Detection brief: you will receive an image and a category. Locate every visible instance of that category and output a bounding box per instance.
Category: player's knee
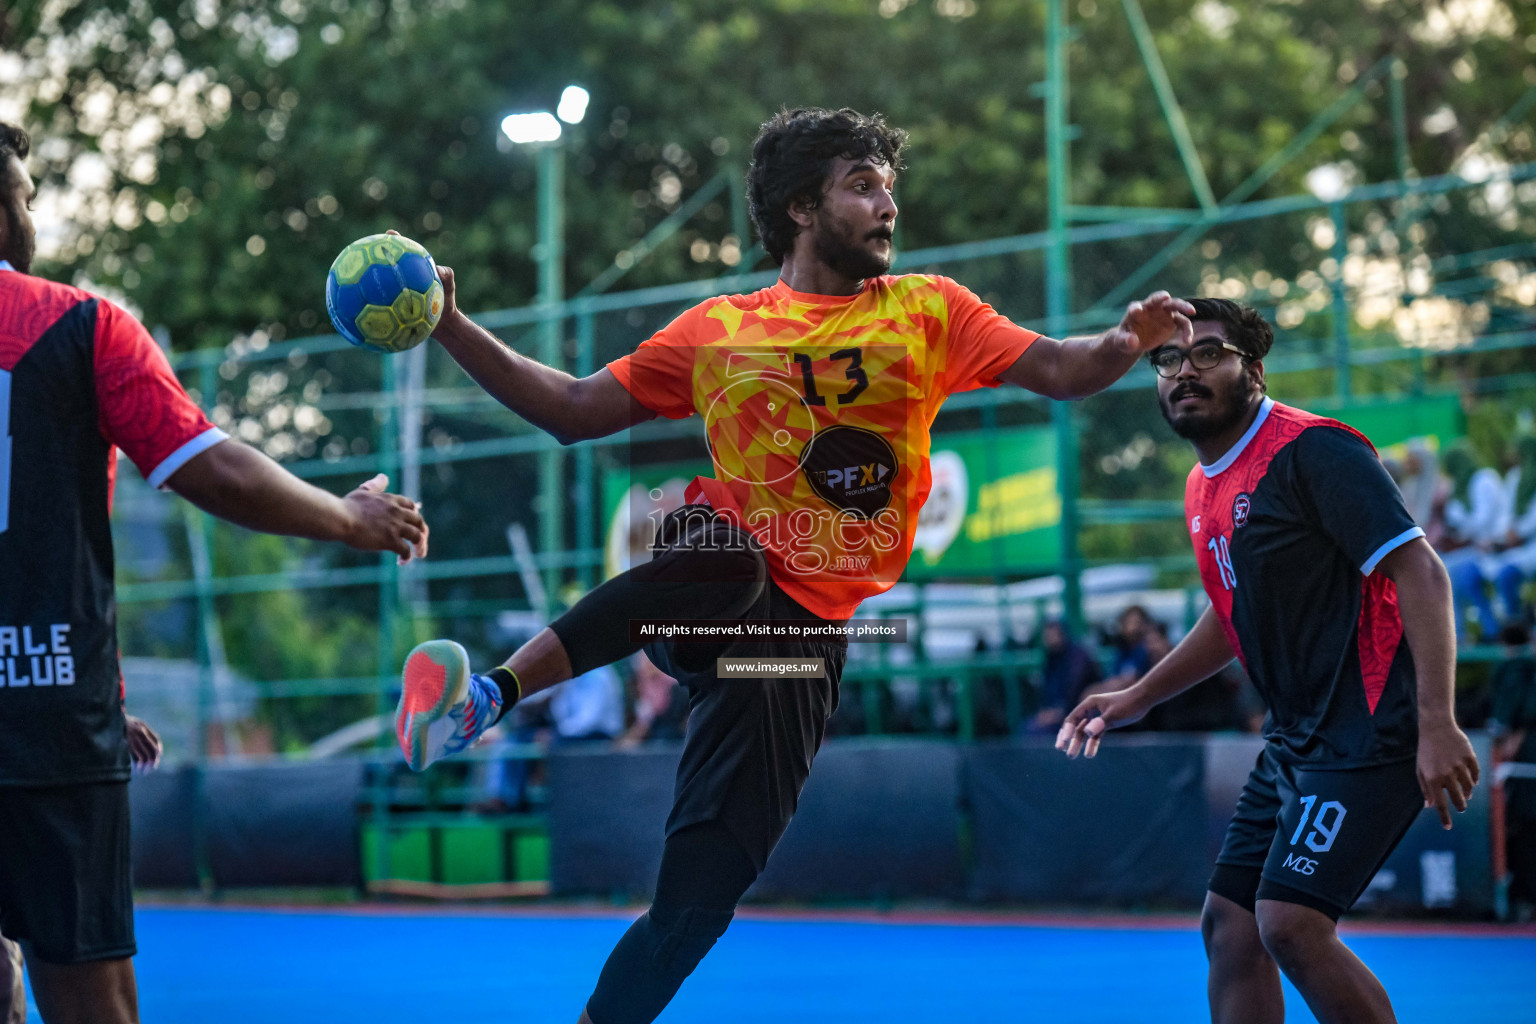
[643,902,736,976]
[1254,901,1331,970]
[1202,896,1262,965]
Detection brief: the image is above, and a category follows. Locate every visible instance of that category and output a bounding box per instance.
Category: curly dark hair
[1181,297,1274,361]
[0,120,29,188]
[746,107,907,266]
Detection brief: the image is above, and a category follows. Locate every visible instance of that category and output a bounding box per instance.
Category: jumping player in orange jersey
[1056,299,1479,1024]
[0,120,428,1024]
[396,107,1194,1024]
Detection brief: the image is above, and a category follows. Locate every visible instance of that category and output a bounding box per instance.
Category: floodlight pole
[535,143,565,619]
[1045,0,1084,635]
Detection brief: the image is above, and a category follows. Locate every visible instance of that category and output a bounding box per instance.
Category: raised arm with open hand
[1000,291,1195,400]
[428,263,656,444]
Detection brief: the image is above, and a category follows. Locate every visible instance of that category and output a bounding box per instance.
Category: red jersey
[0,263,225,784]
[1185,398,1424,766]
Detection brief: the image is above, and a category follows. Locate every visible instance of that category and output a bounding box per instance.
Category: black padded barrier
[747,739,964,901]
[203,759,364,887]
[966,737,1209,905]
[129,765,198,888]
[548,743,682,898]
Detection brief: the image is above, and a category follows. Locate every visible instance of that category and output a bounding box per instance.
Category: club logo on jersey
[800,424,897,519]
[1232,493,1251,528]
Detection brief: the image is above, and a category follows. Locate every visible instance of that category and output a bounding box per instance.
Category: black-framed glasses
[1148,340,1247,378]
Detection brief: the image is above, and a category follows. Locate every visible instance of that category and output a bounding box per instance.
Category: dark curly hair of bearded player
[747,107,907,267]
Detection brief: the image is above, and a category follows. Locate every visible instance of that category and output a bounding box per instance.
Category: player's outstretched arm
[999,291,1194,400]
[431,266,656,444]
[164,440,428,562]
[1375,537,1479,828]
[1056,605,1235,758]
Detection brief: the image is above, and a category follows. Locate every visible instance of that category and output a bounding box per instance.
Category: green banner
[602,459,711,578]
[602,425,1061,580]
[1309,393,1463,452]
[909,426,1061,576]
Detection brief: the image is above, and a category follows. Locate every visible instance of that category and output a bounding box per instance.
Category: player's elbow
[1001,341,1098,401]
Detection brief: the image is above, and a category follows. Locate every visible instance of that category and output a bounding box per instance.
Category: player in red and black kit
[0,121,428,1024]
[1057,298,1479,1024]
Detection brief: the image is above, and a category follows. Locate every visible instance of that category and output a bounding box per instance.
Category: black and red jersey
[1186,398,1424,768]
[0,262,225,785]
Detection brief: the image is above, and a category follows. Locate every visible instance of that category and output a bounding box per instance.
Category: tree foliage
[4,0,1533,698]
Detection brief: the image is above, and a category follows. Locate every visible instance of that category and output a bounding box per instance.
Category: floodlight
[557,85,590,125]
[500,112,562,145]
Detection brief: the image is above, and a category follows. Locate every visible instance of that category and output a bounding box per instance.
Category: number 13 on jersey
[1208,532,1236,590]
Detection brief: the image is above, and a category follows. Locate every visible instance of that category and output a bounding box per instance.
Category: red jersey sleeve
[94,300,227,488]
[605,304,708,420]
[937,277,1039,395]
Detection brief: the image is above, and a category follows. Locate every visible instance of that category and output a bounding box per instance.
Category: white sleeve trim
[146,427,229,489]
[1361,525,1425,576]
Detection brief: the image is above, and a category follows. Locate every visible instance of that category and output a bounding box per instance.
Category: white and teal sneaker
[396,640,502,772]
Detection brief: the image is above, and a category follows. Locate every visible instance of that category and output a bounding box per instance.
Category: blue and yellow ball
[325,233,444,353]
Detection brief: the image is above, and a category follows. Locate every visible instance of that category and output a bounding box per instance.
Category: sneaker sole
[397,639,470,771]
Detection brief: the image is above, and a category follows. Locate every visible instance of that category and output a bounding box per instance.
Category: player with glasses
[1149,338,1249,377]
[1061,297,1477,1024]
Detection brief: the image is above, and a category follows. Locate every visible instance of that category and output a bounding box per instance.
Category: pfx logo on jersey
[800,425,897,518]
[1190,515,1201,535]
[1232,493,1251,528]
[1283,853,1318,876]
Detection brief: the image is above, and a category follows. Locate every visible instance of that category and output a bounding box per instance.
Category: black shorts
[645,579,847,874]
[1210,746,1422,920]
[0,780,135,963]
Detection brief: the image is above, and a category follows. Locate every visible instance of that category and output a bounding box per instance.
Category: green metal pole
[1331,202,1351,401]
[374,355,401,887]
[1118,0,1218,213]
[190,359,218,894]
[574,311,596,590]
[1390,58,1410,182]
[1046,0,1083,636]
[537,144,567,617]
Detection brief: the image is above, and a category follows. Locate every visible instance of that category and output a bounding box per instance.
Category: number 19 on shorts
[1290,794,1347,854]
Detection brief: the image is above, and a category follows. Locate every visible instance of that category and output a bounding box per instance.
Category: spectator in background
[1025,619,1101,733]
[1440,441,1512,641]
[1104,605,1154,688]
[969,635,1028,737]
[616,652,688,748]
[477,663,625,812]
[1140,624,1252,733]
[1493,435,1536,626]
[1383,438,1443,543]
[1489,622,1536,919]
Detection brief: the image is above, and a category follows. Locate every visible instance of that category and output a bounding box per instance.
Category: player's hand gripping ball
[325,233,445,352]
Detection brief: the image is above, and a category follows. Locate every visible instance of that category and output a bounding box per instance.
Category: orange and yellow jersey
[607,275,1039,620]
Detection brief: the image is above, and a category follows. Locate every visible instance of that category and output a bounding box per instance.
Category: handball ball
[325,233,444,353]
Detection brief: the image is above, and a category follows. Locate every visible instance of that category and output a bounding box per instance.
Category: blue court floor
[36,906,1536,1023]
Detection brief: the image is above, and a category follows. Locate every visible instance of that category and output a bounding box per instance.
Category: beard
[812,207,892,281]
[0,222,31,271]
[1158,373,1256,441]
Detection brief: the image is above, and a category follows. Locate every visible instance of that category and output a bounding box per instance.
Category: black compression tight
[549,519,764,677]
[584,821,760,1024]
